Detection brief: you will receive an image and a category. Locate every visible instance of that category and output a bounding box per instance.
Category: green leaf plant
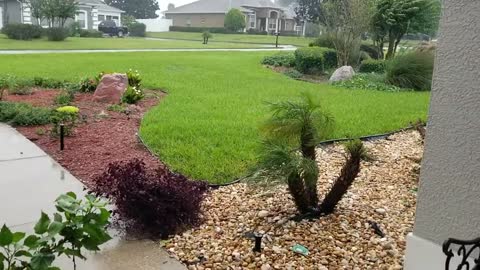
[0,192,111,270]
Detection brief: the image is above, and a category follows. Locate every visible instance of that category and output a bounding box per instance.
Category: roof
[164,0,283,15]
[77,0,125,13]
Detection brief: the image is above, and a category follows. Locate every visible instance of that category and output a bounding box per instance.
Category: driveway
[0,123,186,270]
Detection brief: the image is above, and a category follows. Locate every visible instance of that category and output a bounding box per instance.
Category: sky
[157,0,196,12]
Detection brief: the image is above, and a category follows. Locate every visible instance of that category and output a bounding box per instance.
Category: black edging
[137,125,417,188]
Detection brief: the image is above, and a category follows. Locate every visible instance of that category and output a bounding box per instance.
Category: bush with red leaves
[92,159,209,239]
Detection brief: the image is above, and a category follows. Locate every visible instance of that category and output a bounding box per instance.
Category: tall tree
[224,8,246,32]
[104,0,159,19]
[167,3,175,10]
[372,0,440,59]
[277,0,296,7]
[323,0,373,66]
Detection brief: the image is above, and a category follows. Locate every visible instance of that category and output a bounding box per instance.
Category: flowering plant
[122,86,144,104]
[126,69,141,88]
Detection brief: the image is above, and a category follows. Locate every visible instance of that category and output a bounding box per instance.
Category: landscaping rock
[93,73,128,104]
[329,66,355,82]
[166,130,424,269]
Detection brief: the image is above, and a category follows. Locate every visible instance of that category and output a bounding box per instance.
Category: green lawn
[148,31,314,47]
[0,35,262,50]
[1,52,430,183]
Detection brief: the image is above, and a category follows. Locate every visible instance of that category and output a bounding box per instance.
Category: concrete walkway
[0,123,186,270]
[0,45,296,54]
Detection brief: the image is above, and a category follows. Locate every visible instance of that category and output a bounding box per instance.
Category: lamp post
[274,32,280,48]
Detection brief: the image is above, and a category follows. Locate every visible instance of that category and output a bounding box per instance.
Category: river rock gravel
[165,130,424,269]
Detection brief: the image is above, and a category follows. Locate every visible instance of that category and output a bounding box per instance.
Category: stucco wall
[413,0,480,245]
[166,13,226,28]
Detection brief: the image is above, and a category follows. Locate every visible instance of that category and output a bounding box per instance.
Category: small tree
[224,8,246,32]
[259,93,333,213]
[372,0,440,59]
[322,0,373,66]
[202,31,212,44]
[319,139,367,214]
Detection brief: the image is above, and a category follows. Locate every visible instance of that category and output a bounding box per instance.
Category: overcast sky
[157,0,196,12]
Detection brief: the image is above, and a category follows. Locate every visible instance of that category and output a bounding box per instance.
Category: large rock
[329,66,355,82]
[93,73,128,104]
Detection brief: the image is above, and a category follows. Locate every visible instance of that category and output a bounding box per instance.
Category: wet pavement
[0,123,186,270]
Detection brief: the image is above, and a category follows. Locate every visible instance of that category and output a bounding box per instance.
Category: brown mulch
[12,90,165,187]
[3,88,60,107]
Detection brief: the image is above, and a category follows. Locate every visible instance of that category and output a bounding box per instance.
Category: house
[0,0,124,30]
[164,0,305,35]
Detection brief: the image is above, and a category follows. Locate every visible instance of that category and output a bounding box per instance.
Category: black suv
[98,20,128,37]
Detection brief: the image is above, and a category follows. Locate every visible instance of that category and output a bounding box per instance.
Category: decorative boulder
[329,66,355,82]
[93,73,128,104]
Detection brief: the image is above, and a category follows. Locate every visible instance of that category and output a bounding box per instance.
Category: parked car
[98,20,128,37]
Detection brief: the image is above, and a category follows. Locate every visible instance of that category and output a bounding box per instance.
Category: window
[75,11,87,29]
[248,14,255,28]
[201,18,205,24]
[186,18,191,26]
[106,15,112,21]
[98,14,105,21]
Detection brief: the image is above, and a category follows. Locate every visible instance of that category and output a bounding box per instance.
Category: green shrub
[79,29,103,38]
[0,192,111,270]
[261,52,295,67]
[360,44,382,59]
[333,73,405,92]
[359,59,386,73]
[54,90,75,105]
[8,78,34,95]
[294,47,337,74]
[126,69,142,88]
[50,106,80,136]
[129,22,146,37]
[308,34,335,49]
[1,23,43,40]
[33,77,66,88]
[0,101,52,126]
[386,51,434,91]
[68,21,82,36]
[46,27,69,41]
[79,77,98,92]
[122,86,144,104]
[283,69,303,79]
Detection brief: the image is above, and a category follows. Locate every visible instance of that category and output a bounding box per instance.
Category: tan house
[164,0,304,35]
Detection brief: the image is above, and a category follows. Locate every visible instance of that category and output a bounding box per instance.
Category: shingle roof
[78,0,125,13]
[165,0,283,14]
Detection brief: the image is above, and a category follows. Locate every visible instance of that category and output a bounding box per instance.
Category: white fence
[136,18,172,32]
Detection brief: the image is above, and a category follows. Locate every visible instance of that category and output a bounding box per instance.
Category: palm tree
[319,139,367,214]
[259,93,333,213]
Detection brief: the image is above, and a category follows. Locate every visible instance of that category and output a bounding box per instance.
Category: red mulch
[3,88,60,107]
[12,90,165,188]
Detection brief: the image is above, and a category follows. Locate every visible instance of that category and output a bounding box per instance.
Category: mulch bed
[7,89,164,187]
[268,66,331,83]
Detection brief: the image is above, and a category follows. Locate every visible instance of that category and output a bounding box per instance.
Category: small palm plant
[259,93,333,214]
[202,31,212,44]
[319,139,367,214]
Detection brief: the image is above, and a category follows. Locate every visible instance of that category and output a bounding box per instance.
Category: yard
[148,31,314,47]
[0,51,430,184]
[0,34,265,50]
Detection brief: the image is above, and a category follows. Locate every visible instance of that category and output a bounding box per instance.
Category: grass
[0,52,430,184]
[148,31,314,47]
[0,34,262,50]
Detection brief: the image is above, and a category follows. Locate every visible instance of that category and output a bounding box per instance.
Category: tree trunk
[300,129,316,160]
[287,172,311,214]
[385,33,396,59]
[319,150,362,215]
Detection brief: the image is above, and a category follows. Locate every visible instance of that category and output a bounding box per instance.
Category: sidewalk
[0,123,186,270]
[0,45,296,54]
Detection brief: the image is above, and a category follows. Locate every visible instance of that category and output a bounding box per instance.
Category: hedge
[129,22,147,37]
[79,29,103,38]
[294,47,337,74]
[359,59,385,73]
[1,24,43,40]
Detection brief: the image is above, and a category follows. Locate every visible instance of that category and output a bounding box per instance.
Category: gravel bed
[166,130,423,270]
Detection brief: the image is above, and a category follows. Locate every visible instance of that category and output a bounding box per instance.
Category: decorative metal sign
[443,237,480,270]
